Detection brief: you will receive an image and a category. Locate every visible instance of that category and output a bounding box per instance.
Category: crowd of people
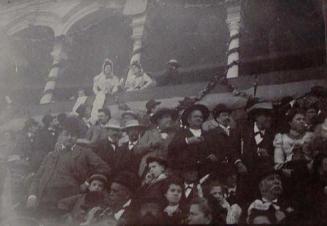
[1,85,327,225]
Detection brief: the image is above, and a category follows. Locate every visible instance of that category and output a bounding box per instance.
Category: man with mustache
[247,170,294,224]
[206,104,247,179]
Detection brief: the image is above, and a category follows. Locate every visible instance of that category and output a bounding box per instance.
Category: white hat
[104,119,121,129]
[124,119,145,130]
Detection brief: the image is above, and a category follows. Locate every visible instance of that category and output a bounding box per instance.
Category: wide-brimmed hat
[247,102,273,117]
[212,104,231,119]
[181,104,210,126]
[88,173,108,184]
[167,59,180,67]
[104,119,121,130]
[146,155,168,168]
[121,110,138,119]
[123,119,145,130]
[151,108,178,124]
[146,99,161,111]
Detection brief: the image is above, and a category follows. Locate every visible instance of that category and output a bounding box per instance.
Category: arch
[60,2,124,35]
[4,11,62,36]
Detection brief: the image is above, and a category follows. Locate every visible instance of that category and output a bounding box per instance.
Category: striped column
[40,35,67,104]
[129,12,147,65]
[225,0,241,79]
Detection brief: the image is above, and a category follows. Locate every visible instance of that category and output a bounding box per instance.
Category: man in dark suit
[168,104,213,178]
[237,102,275,206]
[26,116,111,217]
[32,114,60,172]
[206,104,247,179]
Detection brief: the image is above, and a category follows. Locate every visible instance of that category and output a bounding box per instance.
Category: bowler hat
[181,104,210,126]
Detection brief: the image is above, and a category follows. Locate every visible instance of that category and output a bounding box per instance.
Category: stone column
[40,35,67,104]
[123,0,148,86]
[225,0,241,78]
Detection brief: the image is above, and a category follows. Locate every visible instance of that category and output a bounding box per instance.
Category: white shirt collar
[114,199,132,221]
[254,122,265,134]
[189,128,202,137]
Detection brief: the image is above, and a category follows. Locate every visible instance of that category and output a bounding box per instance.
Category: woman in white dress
[124,61,155,92]
[90,59,120,124]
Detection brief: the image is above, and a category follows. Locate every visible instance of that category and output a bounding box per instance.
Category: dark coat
[168,128,211,176]
[136,176,167,204]
[94,139,136,178]
[29,144,111,209]
[32,127,60,171]
[206,126,241,168]
[237,123,275,173]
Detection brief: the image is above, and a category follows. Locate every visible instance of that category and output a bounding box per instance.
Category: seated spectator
[72,89,88,115]
[247,169,295,224]
[161,177,186,225]
[206,180,242,224]
[124,61,155,91]
[91,58,120,124]
[137,156,168,204]
[187,197,213,225]
[58,174,108,224]
[135,108,177,176]
[157,59,182,86]
[77,108,111,148]
[82,171,139,226]
[26,116,111,218]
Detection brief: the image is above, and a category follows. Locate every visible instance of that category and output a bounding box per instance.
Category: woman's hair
[161,176,184,195]
[190,198,212,218]
[285,108,305,123]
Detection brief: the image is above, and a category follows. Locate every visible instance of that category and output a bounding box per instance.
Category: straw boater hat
[104,119,121,130]
[167,59,180,68]
[181,104,210,126]
[123,119,145,130]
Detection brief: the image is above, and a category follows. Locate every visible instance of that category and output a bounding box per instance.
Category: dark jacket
[29,144,111,208]
[94,139,136,178]
[168,128,211,176]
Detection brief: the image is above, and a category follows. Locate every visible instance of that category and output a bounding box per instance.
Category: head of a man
[187,198,212,225]
[98,108,111,125]
[104,64,112,75]
[259,173,283,201]
[213,104,231,127]
[88,174,107,192]
[254,111,272,131]
[209,181,227,204]
[105,119,121,144]
[147,158,166,179]
[125,124,143,142]
[157,113,174,130]
[188,110,204,129]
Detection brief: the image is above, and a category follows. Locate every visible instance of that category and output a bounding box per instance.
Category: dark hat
[167,59,180,67]
[42,114,54,127]
[151,108,177,124]
[88,173,108,184]
[181,104,210,126]
[62,116,82,137]
[247,102,273,118]
[103,58,113,69]
[23,118,38,131]
[112,171,139,193]
[146,99,161,111]
[146,155,168,168]
[212,104,231,119]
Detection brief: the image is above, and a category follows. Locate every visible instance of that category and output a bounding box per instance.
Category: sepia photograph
[0,0,326,225]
